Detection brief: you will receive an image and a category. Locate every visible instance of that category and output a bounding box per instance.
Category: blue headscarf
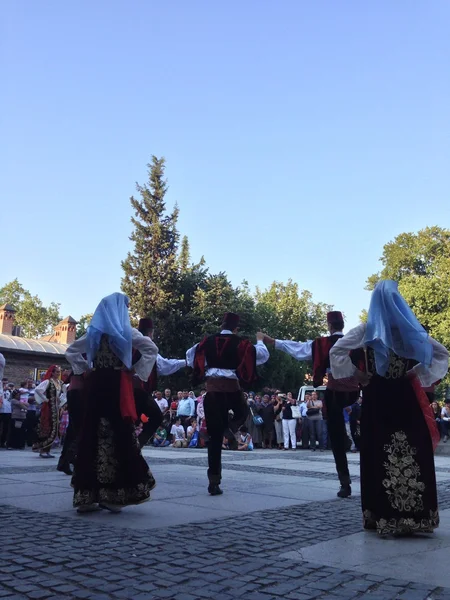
[364,280,433,376]
[86,293,133,369]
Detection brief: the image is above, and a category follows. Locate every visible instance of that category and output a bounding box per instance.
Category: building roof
[0,304,16,312]
[0,333,68,355]
[58,316,78,325]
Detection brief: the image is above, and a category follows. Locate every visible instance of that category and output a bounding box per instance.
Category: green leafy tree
[119,159,336,394]
[0,279,61,338]
[76,313,93,339]
[254,280,332,392]
[366,226,450,348]
[366,226,450,289]
[121,156,180,339]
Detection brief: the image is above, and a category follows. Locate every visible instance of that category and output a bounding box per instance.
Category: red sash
[409,373,440,452]
[40,402,52,437]
[120,371,137,421]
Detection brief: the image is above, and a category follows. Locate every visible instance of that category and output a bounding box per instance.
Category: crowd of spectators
[141,388,364,452]
[2,376,448,453]
[244,391,361,452]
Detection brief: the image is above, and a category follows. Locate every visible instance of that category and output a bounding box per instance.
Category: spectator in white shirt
[171,417,188,448]
[19,381,30,402]
[0,394,12,448]
[0,355,12,448]
[0,354,6,396]
[154,391,169,414]
[441,401,450,442]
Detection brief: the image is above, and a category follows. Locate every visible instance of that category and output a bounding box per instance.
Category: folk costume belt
[206,377,241,393]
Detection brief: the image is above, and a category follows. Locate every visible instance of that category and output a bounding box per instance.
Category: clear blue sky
[2,1,449,332]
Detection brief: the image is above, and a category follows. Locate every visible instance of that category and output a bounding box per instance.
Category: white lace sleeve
[186,344,199,368]
[157,355,186,376]
[34,379,50,404]
[65,334,89,374]
[132,329,158,381]
[412,337,449,387]
[330,324,366,379]
[255,341,270,366]
[274,339,313,361]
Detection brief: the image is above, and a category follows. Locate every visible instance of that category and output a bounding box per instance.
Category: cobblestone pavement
[1,449,450,600]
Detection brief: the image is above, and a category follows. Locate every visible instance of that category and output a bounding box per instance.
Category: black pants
[203,390,248,485]
[325,388,359,486]
[58,389,83,469]
[301,417,310,448]
[134,388,163,448]
[8,419,26,449]
[262,423,274,447]
[0,414,11,447]
[25,411,38,447]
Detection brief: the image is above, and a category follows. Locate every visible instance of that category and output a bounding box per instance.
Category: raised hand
[261,333,275,345]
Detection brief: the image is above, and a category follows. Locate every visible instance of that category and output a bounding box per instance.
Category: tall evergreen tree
[121,157,180,338]
[179,235,191,272]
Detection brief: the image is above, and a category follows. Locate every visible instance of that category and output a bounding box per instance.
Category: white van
[297,385,327,404]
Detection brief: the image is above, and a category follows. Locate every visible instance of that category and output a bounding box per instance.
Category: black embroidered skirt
[72,368,155,508]
[360,375,439,535]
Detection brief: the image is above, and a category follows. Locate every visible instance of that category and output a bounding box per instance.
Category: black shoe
[208,484,223,496]
[57,464,73,476]
[337,485,352,498]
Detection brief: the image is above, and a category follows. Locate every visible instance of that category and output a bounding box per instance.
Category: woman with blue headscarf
[330,281,448,536]
[65,293,158,513]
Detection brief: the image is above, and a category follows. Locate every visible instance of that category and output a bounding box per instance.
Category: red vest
[311,335,364,391]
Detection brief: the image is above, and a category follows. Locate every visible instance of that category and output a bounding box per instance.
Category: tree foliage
[178,235,190,273]
[254,281,332,390]
[366,226,450,348]
[76,313,93,339]
[118,158,335,393]
[121,156,180,324]
[0,279,61,338]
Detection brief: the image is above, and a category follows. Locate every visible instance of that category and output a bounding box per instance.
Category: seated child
[238,426,253,451]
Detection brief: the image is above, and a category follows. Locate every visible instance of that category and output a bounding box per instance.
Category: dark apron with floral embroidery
[360,349,438,535]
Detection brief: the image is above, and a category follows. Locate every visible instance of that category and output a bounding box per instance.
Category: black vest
[203,334,242,369]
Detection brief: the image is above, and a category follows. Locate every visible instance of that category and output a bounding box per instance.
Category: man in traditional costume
[133,317,186,448]
[187,312,269,495]
[65,293,158,513]
[261,311,364,498]
[330,280,449,535]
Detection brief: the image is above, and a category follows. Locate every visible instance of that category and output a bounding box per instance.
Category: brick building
[0,304,77,383]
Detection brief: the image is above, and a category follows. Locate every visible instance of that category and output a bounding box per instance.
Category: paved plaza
[2,447,450,600]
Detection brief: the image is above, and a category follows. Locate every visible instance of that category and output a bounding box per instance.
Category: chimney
[54,316,78,345]
[0,304,16,335]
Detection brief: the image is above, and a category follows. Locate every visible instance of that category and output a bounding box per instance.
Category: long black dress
[72,336,155,508]
[361,349,439,536]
